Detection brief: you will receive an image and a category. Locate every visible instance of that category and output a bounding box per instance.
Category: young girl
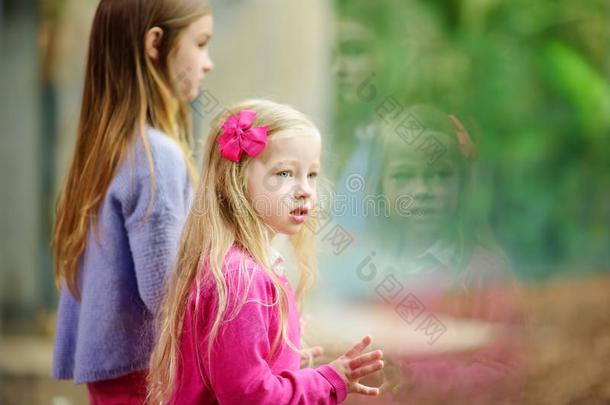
[350,104,526,403]
[147,100,385,404]
[51,0,213,402]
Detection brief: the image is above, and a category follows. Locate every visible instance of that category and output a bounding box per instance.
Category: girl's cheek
[281,183,296,198]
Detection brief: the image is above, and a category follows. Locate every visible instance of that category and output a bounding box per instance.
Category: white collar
[267,245,285,275]
[413,239,458,268]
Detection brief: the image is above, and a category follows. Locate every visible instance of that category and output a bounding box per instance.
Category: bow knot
[217,110,269,162]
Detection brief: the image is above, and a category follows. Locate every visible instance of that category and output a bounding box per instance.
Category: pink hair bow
[449,114,479,161]
[217,110,269,162]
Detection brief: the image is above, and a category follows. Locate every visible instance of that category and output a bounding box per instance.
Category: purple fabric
[52,127,192,383]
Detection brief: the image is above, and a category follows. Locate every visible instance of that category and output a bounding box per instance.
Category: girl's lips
[289,207,309,224]
[412,207,440,220]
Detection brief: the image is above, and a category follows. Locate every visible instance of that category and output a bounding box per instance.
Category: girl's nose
[203,54,214,74]
[333,56,347,77]
[411,176,431,198]
[294,179,313,200]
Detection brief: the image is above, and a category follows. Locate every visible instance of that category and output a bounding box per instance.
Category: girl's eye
[308,172,319,179]
[429,168,453,180]
[339,40,369,56]
[277,170,291,178]
[392,172,414,181]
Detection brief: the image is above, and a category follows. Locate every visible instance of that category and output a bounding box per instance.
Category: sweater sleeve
[205,266,348,404]
[122,131,191,314]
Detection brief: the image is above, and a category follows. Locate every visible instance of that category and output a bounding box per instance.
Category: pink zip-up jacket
[170,245,348,404]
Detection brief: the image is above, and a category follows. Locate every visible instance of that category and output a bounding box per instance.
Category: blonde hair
[52,0,211,298]
[147,99,321,404]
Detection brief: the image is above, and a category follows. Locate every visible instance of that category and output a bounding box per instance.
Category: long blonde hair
[147,99,321,404]
[52,0,210,298]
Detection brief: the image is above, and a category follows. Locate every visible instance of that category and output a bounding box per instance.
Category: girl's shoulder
[145,127,185,163]
[196,245,268,282]
[110,126,191,216]
[193,246,280,312]
[222,245,270,283]
[133,126,188,176]
[462,244,515,288]
[115,127,188,185]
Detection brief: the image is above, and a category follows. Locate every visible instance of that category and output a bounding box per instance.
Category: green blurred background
[331,0,610,280]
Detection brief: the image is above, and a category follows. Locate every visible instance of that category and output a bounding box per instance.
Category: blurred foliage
[333,0,610,278]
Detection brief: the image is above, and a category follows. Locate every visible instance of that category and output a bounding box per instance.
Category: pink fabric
[86,369,147,405]
[346,248,526,404]
[170,245,348,404]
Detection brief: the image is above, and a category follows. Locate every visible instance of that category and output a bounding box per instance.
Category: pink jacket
[170,245,347,404]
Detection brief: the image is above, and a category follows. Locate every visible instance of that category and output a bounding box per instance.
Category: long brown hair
[147,100,321,404]
[52,0,210,298]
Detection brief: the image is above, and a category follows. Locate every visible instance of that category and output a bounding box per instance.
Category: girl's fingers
[352,383,380,396]
[300,346,323,367]
[348,350,383,370]
[344,335,372,358]
[347,360,384,380]
[304,346,323,358]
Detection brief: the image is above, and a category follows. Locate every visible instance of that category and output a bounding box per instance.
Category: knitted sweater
[52,127,192,383]
[169,245,348,404]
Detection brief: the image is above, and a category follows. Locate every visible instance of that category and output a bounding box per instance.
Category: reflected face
[333,19,376,103]
[381,132,460,234]
[246,129,321,239]
[170,14,214,102]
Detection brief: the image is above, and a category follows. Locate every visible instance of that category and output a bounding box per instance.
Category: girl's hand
[300,346,323,368]
[330,335,384,396]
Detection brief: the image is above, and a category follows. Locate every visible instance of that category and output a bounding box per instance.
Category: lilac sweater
[52,127,192,383]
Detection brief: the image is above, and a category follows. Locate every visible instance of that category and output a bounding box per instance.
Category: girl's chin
[276,223,304,236]
[388,216,444,230]
[180,87,200,103]
[186,91,198,103]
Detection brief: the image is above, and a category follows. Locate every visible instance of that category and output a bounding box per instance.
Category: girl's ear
[144,27,164,60]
